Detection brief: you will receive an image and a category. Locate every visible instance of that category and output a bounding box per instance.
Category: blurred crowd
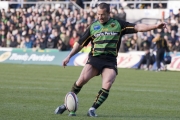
[0,3,180,52]
[0,5,93,51]
[1,0,169,10]
[120,8,180,53]
[124,0,168,9]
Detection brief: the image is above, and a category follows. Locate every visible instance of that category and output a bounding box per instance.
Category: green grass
[0,64,180,120]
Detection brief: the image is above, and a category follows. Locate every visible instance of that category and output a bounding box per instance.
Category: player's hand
[156,22,167,29]
[62,57,70,68]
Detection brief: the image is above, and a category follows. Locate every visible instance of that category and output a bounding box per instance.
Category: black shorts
[86,55,118,76]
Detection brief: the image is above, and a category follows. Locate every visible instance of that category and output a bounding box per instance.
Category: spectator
[57,39,67,51]
[128,39,139,51]
[63,30,71,49]
[53,30,60,48]
[9,36,18,47]
[0,30,5,47]
[67,12,77,25]
[74,23,83,36]
[146,31,154,43]
[111,8,119,20]
[32,39,40,49]
[69,30,80,48]
[1,29,5,39]
[76,14,83,24]
[5,31,11,46]
[25,37,33,48]
[19,37,25,48]
[136,49,155,71]
[81,12,88,23]
[168,30,178,44]
[163,27,170,37]
[122,35,130,52]
[5,8,12,20]
[39,38,46,49]
[167,41,174,52]
[56,7,62,17]
[16,35,21,48]
[0,5,179,53]
[46,37,54,48]
[170,19,178,32]
[140,36,151,51]
[172,41,180,52]
[118,7,126,21]
[175,8,180,23]
[28,29,36,42]
[87,16,93,26]
[152,33,170,71]
[168,10,175,20]
[89,10,95,21]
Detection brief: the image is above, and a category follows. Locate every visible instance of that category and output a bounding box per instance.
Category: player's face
[97,7,110,24]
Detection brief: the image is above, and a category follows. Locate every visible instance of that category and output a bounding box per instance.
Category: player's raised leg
[55,64,99,114]
[87,68,117,117]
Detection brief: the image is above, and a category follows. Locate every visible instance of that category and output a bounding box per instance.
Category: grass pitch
[0,64,180,120]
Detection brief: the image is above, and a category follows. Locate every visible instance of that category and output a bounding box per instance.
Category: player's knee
[77,75,89,86]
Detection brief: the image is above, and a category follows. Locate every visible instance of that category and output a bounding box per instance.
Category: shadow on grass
[98,114,180,119]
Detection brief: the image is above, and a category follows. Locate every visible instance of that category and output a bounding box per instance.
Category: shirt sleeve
[77,27,92,46]
[117,19,137,35]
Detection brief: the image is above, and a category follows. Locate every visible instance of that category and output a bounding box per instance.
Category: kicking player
[55,3,167,117]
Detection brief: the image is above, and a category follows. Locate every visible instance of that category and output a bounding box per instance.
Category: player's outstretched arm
[62,43,83,67]
[134,22,166,32]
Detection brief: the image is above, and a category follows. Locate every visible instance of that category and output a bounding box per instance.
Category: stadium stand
[0,0,180,52]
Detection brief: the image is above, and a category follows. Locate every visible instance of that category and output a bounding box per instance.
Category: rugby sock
[92,88,109,109]
[71,82,82,95]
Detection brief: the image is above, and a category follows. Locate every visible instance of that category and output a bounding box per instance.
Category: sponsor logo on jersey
[94,32,119,38]
[102,28,108,32]
[110,22,116,27]
[94,25,101,30]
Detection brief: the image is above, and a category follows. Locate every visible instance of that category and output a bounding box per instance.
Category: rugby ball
[65,92,78,112]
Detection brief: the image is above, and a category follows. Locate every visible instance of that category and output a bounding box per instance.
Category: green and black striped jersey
[78,18,137,57]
